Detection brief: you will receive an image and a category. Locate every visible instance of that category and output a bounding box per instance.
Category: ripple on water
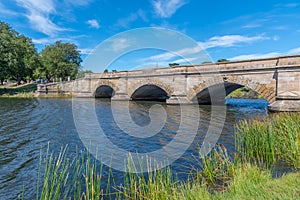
[0,98,268,199]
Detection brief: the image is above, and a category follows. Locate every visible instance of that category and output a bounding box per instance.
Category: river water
[0,98,268,199]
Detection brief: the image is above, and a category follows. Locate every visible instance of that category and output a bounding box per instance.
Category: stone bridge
[38,55,300,111]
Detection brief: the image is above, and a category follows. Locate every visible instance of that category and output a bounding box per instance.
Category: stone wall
[37,55,300,111]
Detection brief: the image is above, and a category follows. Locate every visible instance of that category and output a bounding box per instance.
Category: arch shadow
[95,85,115,98]
[131,84,170,102]
[193,82,256,105]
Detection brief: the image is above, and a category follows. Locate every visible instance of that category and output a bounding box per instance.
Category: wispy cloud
[288,47,300,54]
[108,38,130,53]
[63,0,94,6]
[199,35,269,49]
[171,57,199,63]
[230,45,300,61]
[0,2,18,16]
[32,34,88,46]
[114,9,147,28]
[86,19,100,29]
[274,3,299,8]
[242,23,262,29]
[140,34,269,64]
[32,36,75,45]
[79,48,95,55]
[229,52,281,61]
[15,0,65,36]
[152,0,187,18]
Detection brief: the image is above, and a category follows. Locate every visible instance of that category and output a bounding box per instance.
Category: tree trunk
[17,76,21,85]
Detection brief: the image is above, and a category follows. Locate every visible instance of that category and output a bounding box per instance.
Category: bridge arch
[93,80,118,98]
[189,78,276,104]
[128,80,174,101]
[95,85,115,98]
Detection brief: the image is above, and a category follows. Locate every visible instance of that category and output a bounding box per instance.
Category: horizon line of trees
[0,21,84,85]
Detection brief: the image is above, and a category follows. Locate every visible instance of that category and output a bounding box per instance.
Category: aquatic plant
[235,112,300,168]
[34,112,300,199]
[198,145,235,190]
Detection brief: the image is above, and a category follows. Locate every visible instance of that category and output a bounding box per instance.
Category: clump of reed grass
[197,145,235,192]
[34,112,300,199]
[120,157,176,200]
[235,112,300,168]
[37,144,106,200]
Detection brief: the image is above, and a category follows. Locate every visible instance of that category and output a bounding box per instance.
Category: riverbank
[31,112,300,200]
[0,84,36,98]
[0,84,73,98]
[227,87,262,99]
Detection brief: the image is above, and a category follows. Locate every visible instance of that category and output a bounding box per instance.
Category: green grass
[34,145,300,200]
[235,112,300,168]
[0,84,37,98]
[32,112,300,199]
[227,87,262,99]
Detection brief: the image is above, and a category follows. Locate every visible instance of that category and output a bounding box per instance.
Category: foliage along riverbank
[18,112,300,200]
[0,84,36,98]
[227,87,262,99]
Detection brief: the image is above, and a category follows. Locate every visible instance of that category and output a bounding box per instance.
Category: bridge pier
[166,95,192,104]
[268,92,300,112]
[111,93,130,101]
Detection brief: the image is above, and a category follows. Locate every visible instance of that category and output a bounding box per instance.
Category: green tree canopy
[40,41,82,81]
[76,69,93,79]
[217,59,229,63]
[0,21,39,84]
[169,63,180,67]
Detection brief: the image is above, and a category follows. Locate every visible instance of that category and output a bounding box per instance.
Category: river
[0,98,268,199]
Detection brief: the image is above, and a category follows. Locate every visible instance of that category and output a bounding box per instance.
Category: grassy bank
[227,87,262,99]
[22,112,300,199]
[0,84,37,98]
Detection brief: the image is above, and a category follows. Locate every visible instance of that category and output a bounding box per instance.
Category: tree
[40,41,82,81]
[0,21,39,84]
[169,63,180,67]
[76,70,93,79]
[217,59,229,63]
[201,61,213,64]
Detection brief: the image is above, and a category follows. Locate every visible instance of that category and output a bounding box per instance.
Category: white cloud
[108,38,130,53]
[15,0,65,36]
[275,3,299,8]
[199,35,269,49]
[229,52,281,61]
[229,46,300,61]
[288,47,300,54]
[79,48,95,55]
[115,9,147,28]
[87,19,100,29]
[273,36,280,41]
[64,0,94,6]
[141,34,269,64]
[171,57,199,63]
[0,2,18,16]
[152,0,187,18]
[242,23,262,29]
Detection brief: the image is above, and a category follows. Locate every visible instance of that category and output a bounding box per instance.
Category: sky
[1,0,300,72]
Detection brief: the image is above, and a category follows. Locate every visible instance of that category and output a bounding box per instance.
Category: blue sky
[1,0,300,72]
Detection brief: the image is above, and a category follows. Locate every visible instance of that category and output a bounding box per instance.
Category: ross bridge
[38,55,300,112]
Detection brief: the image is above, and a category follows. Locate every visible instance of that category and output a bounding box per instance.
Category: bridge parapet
[84,55,300,79]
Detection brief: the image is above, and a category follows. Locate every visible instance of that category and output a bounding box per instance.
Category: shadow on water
[0,97,270,199]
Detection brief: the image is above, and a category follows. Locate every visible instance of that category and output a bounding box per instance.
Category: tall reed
[35,112,300,199]
[235,112,300,168]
